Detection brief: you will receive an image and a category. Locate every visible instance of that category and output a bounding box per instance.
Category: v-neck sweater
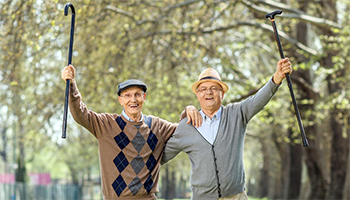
[162,78,279,200]
[68,81,177,199]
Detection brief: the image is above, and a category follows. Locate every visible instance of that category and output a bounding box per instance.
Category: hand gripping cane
[62,3,75,139]
[265,11,309,147]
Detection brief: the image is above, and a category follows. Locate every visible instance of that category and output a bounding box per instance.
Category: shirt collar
[122,110,143,122]
[199,106,222,122]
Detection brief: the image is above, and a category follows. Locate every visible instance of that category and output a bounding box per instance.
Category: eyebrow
[199,85,220,88]
[122,90,143,94]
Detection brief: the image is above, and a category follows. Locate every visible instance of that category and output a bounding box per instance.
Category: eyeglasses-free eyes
[120,92,144,99]
[196,86,222,93]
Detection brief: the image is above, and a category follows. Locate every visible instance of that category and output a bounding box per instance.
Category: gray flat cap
[117,79,147,96]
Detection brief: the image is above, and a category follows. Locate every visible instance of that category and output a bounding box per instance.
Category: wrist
[272,74,282,85]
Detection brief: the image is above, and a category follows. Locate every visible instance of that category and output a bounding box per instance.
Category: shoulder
[143,115,177,127]
[175,117,196,132]
[222,103,241,111]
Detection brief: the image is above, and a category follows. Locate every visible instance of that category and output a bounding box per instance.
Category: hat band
[199,76,221,82]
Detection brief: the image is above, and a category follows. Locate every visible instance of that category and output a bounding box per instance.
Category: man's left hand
[273,58,292,84]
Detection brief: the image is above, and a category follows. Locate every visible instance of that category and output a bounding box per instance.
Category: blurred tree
[0,0,349,200]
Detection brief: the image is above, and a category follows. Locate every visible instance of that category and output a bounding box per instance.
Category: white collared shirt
[122,110,143,122]
[196,107,222,144]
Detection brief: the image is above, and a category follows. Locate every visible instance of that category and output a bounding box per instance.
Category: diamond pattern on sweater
[130,155,144,175]
[128,177,142,196]
[144,175,153,194]
[114,132,130,150]
[112,175,127,197]
[146,154,156,171]
[146,130,158,151]
[113,152,129,173]
[134,124,141,129]
[116,116,127,130]
[132,131,145,153]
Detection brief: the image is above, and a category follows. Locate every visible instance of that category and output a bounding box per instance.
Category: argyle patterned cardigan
[68,81,177,200]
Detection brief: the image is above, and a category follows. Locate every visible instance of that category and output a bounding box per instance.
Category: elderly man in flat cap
[162,58,292,200]
[61,65,202,200]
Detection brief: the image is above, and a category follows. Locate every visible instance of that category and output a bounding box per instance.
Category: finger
[197,113,203,128]
[187,116,191,124]
[197,116,202,128]
[194,114,199,127]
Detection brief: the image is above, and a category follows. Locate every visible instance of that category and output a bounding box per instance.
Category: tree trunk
[344,144,350,199]
[272,130,290,200]
[288,128,302,199]
[286,1,327,199]
[327,107,350,199]
[319,0,350,198]
[258,138,269,198]
[161,165,176,200]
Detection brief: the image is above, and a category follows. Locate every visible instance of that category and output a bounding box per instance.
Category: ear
[118,96,123,105]
[196,92,201,101]
[221,91,225,100]
[142,93,146,102]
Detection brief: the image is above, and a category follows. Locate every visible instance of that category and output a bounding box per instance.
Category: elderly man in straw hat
[162,58,292,200]
[61,65,202,200]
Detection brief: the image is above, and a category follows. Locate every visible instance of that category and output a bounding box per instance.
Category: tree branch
[131,20,318,56]
[105,5,157,25]
[163,0,201,12]
[106,0,202,25]
[290,75,321,100]
[241,0,341,29]
[228,85,262,103]
[202,21,319,56]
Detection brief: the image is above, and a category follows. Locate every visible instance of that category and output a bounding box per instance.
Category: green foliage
[0,1,349,199]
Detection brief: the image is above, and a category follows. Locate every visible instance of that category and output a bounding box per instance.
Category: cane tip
[303,139,309,147]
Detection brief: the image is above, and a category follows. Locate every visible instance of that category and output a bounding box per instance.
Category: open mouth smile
[129,104,139,108]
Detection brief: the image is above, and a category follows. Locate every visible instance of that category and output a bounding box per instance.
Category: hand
[273,58,292,84]
[61,65,76,83]
[185,105,203,128]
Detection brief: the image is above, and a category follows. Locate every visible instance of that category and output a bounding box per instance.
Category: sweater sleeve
[161,118,186,165]
[151,115,178,142]
[239,77,280,123]
[68,81,114,138]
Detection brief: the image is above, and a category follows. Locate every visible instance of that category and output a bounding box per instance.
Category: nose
[131,95,137,101]
[205,88,213,94]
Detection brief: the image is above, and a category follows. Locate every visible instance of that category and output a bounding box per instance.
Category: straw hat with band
[191,68,229,94]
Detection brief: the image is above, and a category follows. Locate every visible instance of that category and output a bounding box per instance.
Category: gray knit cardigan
[161,78,280,200]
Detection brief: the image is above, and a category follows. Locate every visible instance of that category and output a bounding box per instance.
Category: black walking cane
[265,10,309,147]
[62,3,75,139]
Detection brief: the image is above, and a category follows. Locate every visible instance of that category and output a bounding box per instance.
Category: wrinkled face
[196,82,224,112]
[118,86,146,120]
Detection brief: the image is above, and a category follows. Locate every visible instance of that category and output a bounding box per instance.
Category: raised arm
[240,58,293,122]
[61,65,110,138]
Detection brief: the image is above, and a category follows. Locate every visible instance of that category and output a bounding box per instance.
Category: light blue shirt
[196,107,222,144]
[122,110,143,122]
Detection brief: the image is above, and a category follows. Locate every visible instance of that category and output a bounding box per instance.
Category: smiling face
[196,81,224,117]
[118,86,146,121]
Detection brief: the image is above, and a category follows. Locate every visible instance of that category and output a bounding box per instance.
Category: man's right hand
[185,105,203,128]
[61,65,76,83]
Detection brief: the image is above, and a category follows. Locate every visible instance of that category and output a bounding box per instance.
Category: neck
[124,112,142,122]
[130,114,141,122]
[202,108,219,119]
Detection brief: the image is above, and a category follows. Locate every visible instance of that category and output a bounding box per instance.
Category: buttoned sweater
[162,79,279,200]
[69,82,177,200]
